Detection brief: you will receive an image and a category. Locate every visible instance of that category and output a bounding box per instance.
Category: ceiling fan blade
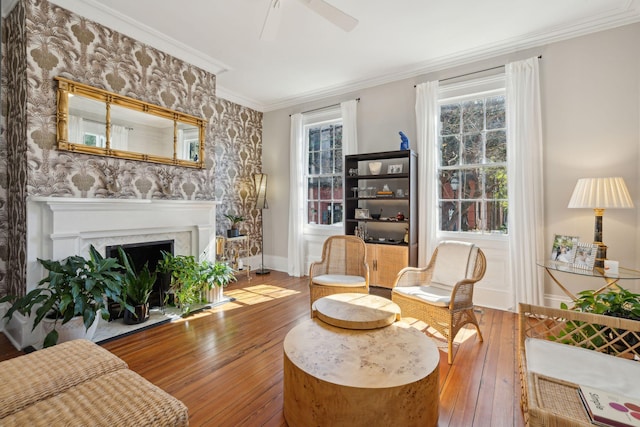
[300,0,359,32]
[260,0,283,41]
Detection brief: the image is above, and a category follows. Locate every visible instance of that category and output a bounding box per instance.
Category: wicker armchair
[309,235,369,312]
[392,240,486,364]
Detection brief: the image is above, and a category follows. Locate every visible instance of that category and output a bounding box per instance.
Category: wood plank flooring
[0,271,525,426]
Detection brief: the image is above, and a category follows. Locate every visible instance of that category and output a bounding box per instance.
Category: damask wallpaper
[0,0,263,297]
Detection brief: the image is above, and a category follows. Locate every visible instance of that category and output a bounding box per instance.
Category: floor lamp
[568,177,634,268]
[254,173,270,275]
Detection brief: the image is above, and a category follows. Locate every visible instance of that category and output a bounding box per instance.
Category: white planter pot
[206,285,224,304]
[3,308,46,350]
[42,315,100,344]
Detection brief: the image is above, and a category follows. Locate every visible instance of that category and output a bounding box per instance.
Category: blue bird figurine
[399,131,409,150]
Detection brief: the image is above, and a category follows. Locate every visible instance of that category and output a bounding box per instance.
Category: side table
[539,261,640,301]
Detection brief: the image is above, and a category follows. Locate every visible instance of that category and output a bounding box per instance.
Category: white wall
[262,23,640,307]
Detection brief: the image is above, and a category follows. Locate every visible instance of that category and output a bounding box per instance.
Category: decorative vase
[368,162,382,175]
[42,314,100,344]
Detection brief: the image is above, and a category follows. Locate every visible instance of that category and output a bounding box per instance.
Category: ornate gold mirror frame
[55,77,206,168]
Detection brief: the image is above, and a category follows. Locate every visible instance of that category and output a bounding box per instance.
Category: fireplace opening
[106,240,175,314]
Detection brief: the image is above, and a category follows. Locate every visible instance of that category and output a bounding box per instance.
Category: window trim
[302,108,344,235]
[437,74,508,240]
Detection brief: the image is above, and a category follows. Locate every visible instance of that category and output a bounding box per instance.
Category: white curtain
[506,57,545,306]
[415,82,440,266]
[341,99,358,155]
[68,115,84,143]
[287,114,306,276]
[110,124,129,150]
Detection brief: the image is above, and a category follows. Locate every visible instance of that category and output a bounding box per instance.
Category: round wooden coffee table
[284,294,439,427]
[312,292,401,329]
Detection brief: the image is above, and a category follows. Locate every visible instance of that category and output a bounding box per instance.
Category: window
[305,118,343,226]
[438,81,507,235]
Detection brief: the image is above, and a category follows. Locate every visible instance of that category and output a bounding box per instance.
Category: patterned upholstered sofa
[0,339,188,426]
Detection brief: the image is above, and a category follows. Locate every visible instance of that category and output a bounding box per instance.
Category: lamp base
[594,243,607,269]
[255,268,271,275]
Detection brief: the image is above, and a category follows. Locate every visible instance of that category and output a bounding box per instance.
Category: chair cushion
[431,241,476,287]
[525,337,640,399]
[393,285,451,307]
[312,274,367,287]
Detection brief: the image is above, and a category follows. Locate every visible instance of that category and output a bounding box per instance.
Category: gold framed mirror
[55,77,206,168]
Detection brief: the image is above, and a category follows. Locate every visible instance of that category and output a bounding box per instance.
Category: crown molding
[5,0,640,112]
[259,1,640,112]
[48,0,231,76]
[215,86,265,113]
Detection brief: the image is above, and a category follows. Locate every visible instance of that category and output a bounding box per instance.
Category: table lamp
[568,177,633,268]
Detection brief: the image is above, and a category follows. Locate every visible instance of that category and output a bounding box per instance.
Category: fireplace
[26,197,218,293]
[106,239,175,309]
[1,197,220,350]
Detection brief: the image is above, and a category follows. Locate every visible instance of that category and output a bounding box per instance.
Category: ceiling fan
[260,0,359,40]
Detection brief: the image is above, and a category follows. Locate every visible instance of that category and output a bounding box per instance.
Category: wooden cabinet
[366,243,408,288]
[344,150,418,288]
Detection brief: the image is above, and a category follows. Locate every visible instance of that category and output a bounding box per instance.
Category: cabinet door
[366,244,408,289]
[366,244,378,285]
[376,245,408,289]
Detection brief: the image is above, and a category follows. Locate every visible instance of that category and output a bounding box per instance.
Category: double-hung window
[304,111,344,228]
[438,76,508,235]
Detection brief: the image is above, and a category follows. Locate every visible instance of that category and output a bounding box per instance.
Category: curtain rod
[415,55,542,87]
[291,97,360,117]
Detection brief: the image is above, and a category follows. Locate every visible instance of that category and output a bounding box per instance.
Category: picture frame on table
[355,208,370,219]
[550,234,579,265]
[387,164,403,174]
[572,242,597,270]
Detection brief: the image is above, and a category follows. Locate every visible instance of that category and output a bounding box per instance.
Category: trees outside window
[438,93,507,234]
[306,121,343,226]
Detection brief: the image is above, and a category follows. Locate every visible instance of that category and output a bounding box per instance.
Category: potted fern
[1,245,130,347]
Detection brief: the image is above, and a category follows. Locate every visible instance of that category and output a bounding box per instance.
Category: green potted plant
[118,247,157,325]
[1,245,130,348]
[200,261,236,303]
[562,285,640,320]
[224,213,244,238]
[559,285,640,352]
[157,252,201,315]
[157,252,236,315]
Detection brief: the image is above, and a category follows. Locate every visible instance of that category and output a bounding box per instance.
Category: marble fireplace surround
[2,197,218,350]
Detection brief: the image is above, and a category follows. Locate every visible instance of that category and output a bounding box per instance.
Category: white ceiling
[6,0,640,111]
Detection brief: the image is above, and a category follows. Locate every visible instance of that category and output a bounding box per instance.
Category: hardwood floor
[0,271,525,427]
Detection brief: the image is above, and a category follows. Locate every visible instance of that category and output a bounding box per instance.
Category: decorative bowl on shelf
[371,213,381,220]
[368,162,382,175]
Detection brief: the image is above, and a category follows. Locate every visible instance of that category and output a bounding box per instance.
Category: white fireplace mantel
[27,196,219,292]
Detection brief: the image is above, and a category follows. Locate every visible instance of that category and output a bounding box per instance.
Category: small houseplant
[562,285,640,320]
[118,247,156,325]
[157,252,202,314]
[558,285,640,352]
[200,261,236,303]
[157,251,236,315]
[1,245,130,347]
[224,213,244,238]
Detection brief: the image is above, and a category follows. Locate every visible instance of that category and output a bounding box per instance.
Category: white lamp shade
[568,177,634,209]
